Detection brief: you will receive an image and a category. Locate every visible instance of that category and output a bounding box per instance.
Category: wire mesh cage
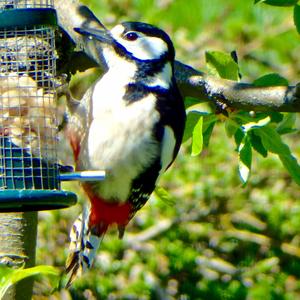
[0,0,77,211]
[1,0,53,8]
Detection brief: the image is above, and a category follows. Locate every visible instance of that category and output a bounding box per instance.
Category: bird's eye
[123,31,139,41]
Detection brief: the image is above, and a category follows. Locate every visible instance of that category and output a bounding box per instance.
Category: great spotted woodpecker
[65,21,186,285]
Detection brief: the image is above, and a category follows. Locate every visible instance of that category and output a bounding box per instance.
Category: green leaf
[255,126,289,154]
[269,112,284,123]
[234,128,245,148]
[192,116,203,156]
[182,112,200,143]
[0,267,14,286]
[238,136,252,184]
[258,0,298,6]
[253,73,289,87]
[280,154,300,185]
[225,119,239,138]
[276,113,297,134]
[294,4,300,34]
[249,131,268,157]
[254,126,300,185]
[0,265,60,299]
[183,112,216,149]
[202,114,217,147]
[184,97,200,109]
[154,186,175,206]
[205,51,240,81]
[203,121,215,148]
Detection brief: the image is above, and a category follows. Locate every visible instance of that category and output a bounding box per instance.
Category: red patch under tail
[82,183,132,229]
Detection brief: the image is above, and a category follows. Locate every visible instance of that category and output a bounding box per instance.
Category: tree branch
[54,0,300,112]
[174,61,300,112]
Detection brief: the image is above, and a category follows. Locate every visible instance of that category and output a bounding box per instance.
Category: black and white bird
[64,21,186,285]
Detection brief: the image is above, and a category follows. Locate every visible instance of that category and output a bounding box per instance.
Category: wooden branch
[54,0,300,113]
[174,61,300,112]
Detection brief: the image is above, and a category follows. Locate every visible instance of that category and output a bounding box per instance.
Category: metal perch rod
[60,170,106,181]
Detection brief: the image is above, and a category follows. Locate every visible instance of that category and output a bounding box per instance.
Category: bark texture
[0,212,37,300]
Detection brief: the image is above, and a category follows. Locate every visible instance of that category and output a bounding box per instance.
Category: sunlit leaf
[0,265,60,299]
[192,116,203,156]
[238,136,252,184]
[242,116,271,132]
[205,51,240,81]
[154,186,175,206]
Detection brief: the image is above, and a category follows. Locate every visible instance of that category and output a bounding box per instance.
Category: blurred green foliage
[0,265,59,299]
[34,0,300,299]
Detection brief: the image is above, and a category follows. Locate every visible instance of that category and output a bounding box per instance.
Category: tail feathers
[65,207,106,287]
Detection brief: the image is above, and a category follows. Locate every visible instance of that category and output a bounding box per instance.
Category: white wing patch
[157,126,176,183]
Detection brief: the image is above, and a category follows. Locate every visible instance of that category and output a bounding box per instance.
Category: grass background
[36,1,300,299]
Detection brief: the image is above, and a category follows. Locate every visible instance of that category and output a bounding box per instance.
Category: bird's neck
[105,54,173,89]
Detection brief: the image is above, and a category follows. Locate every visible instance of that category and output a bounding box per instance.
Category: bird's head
[74,21,175,69]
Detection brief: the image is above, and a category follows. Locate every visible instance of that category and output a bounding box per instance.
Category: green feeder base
[0,190,77,212]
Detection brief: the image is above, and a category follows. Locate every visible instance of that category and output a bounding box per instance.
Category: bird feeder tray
[0,190,77,212]
[0,4,77,211]
[0,8,57,29]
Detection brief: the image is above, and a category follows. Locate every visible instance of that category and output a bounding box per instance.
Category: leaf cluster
[186,50,300,188]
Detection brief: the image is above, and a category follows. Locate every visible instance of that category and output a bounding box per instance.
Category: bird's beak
[74,27,114,45]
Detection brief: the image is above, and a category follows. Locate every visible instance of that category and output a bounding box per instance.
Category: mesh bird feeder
[0,0,77,211]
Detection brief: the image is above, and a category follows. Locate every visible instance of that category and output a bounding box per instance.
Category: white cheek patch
[135,37,168,60]
[157,126,176,183]
[116,36,169,60]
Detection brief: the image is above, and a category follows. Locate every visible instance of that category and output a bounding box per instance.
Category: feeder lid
[0,189,77,212]
[0,8,57,29]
